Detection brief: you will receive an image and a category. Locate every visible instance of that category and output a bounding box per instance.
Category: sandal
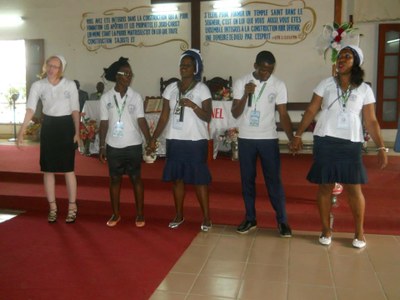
[66,202,78,224]
[135,216,145,228]
[48,201,57,223]
[106,215,121,227]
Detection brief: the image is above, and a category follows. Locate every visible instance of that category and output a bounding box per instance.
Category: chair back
[160,77,180,96]
[203,76,233,100]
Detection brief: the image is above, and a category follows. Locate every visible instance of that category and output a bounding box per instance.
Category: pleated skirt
[40,115,77,173]
[163,139,211,185]
[307,136,367,184]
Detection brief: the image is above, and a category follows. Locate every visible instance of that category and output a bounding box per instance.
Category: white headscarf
[342,45,364,66]
[55,55,67,72]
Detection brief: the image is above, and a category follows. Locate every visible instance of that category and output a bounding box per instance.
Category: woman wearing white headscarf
[291,46,388,248]
[17,55,80,224]
[149,49,213,231]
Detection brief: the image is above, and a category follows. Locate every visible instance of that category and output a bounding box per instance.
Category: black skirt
[40,115,77,173]
[307,136,367,184]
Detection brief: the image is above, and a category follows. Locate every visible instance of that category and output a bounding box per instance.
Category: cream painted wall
[0,0,397,142]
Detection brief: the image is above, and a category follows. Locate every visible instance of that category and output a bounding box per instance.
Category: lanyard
[253,82,267,110]
[177,80,196,101]
[113,94,127,122]
[336,85,352,109]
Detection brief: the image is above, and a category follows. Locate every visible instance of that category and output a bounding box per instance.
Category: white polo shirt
[233,73,288,139]
[313,77,375,142]
[27,78,79,116]
[100,87,145,148]
[162,81,211,141]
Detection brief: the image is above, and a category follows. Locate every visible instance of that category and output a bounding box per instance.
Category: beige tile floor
[151,225,400,300]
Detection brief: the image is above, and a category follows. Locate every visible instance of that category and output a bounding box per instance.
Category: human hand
[289,137,303,155]
[377,150,388,169]
[16,131,24,149]
[99,148,107,164]
[245,82,256,96]
[179,97,195,109]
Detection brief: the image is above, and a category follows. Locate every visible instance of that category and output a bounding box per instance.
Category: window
[376,24,400,129]
[0,39,44,125]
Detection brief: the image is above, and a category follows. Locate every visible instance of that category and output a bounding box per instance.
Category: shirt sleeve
[26,81,41,112]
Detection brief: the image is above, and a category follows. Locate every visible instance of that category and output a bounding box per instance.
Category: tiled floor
[151,225,400,300]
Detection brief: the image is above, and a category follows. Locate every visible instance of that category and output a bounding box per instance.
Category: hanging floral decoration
[315,22,360,63]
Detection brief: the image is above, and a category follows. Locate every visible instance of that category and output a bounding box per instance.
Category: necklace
[335,77,352,109]
[179,80,196,95]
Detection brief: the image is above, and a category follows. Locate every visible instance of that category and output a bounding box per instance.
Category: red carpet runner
[0,145,399,299]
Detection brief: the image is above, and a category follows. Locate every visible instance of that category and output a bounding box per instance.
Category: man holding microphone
[231,50,295,236]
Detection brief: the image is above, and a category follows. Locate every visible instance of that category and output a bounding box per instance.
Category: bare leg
[109,175,122,220]
[195,184,211,226]
[129,175,144,221]
[43,172,57,211]
[65,171,77,210]
[343,184,365,241]
[317,183,335,237]
[172,180,185,222]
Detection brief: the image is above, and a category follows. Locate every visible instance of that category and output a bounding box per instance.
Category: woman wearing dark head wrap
[292,45,388,249]
[148,49,213,231]
[98,57,152,227]
[17,55,80,224]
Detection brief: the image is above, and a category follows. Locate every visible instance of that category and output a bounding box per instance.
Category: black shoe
[236,220,257,234]
[278,223,292,237]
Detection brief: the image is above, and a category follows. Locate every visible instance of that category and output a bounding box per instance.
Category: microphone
[179,104,184,122]
[248,80,255,107]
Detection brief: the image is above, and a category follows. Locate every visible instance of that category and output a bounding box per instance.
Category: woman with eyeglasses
[148,49,213,232]
[98,57,151,228]
[291,45,388,248]
[17,55,80,224]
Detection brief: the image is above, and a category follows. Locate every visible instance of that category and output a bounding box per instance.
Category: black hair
[103,57,131,82]
[255,51,276,65]
[350,65,364,87]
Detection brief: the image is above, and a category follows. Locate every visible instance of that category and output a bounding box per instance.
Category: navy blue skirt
[307,136,367,184]
[163,139,211,185]
[40,115,77,173]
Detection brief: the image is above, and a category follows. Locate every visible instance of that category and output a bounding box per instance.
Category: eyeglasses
[47,63,61,70]
[117,71,133,78]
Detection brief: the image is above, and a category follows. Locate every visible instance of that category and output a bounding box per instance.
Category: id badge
[337,111,350,129]
[249,110,260,127]
[112,121,124,137]
[172,114,184,130]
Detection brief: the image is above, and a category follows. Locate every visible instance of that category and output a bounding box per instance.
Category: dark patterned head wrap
[180,49,203,81]
[103,57,130,82]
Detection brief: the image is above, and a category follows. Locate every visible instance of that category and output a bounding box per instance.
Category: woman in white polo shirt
[292,46,388,248]
[149,49,213,232]
[99,57,151,228]
[17,55,80,224]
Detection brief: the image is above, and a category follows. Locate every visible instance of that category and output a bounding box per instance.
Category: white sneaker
[352,238,366,249]
[319,235,332,246]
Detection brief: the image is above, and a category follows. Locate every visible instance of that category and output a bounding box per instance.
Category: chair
[203,76,233,100]
[160,77,180,96]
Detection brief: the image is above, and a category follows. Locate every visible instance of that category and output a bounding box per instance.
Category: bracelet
[294,135,302,139]
[100,145,105,149]
[192,105,199,111]
[377,147,389,152]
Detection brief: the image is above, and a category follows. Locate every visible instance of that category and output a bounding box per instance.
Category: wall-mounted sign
[202,1,316,48]
[81,5,190,51]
